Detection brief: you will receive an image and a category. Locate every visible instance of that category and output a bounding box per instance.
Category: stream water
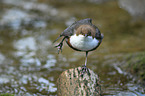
[0,0,145,96]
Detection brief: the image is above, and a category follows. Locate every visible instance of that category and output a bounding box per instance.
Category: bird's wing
[91,24,103,40]
[54,18,92,43]
[61,18,92,36]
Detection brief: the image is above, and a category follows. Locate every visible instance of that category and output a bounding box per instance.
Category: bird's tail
[100,34,104,42]
[101,34,104,39]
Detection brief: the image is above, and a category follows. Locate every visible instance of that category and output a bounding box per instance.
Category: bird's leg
[55,37,65,54]
[80,52,90,77]
[85,51,88,67]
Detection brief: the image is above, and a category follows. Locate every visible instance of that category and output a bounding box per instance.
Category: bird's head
[76,25,96,38]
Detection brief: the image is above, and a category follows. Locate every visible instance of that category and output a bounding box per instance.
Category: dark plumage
[54,18,103,52]
[54,18,103,76]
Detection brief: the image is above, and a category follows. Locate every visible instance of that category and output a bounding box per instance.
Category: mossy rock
[0,93,14,96]
[124,52,145,85]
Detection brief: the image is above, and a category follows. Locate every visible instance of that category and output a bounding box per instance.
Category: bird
[54,18,103,75]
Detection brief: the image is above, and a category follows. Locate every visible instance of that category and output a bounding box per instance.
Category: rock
[57,67,101,96]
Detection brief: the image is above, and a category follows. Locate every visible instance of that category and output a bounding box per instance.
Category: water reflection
[14,37,37,51]
[1,9,29,30]
[43,55,56,69]
[38,77,57,92]
[0,53,5,65]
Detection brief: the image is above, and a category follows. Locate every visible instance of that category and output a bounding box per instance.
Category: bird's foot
[55,42,63,54]
[80,65,90,77]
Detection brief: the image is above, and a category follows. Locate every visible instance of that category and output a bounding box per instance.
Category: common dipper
[54,18,103,75]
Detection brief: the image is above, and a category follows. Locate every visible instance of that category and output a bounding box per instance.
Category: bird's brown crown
[75,25,96,38]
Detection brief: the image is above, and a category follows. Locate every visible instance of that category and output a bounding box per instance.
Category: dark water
[0,0,145,95]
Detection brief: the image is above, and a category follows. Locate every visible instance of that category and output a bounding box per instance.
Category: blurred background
[0,0,145,95]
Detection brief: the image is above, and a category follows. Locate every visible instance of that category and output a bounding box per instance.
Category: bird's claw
[80,65,90,77]
[55,42,63,54]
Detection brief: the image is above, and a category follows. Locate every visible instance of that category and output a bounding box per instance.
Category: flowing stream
[0,0,145,95]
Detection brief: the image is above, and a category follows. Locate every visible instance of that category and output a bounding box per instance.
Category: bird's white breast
[69,34,99,51]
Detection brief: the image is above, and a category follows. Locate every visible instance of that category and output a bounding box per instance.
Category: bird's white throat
[69,34,99,51]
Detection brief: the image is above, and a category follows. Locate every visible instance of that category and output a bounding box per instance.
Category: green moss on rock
[0,93,14,96]
[125,52,145,85]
